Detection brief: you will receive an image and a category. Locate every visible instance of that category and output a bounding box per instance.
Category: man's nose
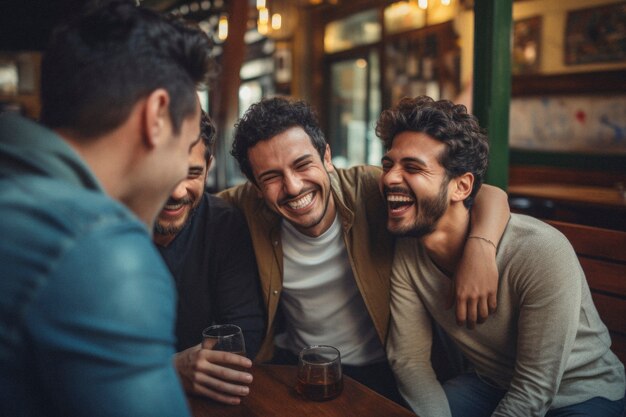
[382,166,402,186]
[170,180,188,200]
[283,172,303,196]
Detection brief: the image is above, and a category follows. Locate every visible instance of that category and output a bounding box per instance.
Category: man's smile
[160,197,192,218]
[384,188,416,215]
[282,191,315,211]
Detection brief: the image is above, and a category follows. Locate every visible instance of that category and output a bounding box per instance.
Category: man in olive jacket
[219,97,510,402]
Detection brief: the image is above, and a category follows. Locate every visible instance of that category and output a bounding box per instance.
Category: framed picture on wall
[512,16,542,75]
[565,2,626,65]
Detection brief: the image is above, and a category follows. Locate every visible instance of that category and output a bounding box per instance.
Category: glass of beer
[202,324,246,357]
[295,345,343,401]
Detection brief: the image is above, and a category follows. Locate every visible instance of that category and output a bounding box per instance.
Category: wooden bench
[509,165,625,188]
[546,220,626,365]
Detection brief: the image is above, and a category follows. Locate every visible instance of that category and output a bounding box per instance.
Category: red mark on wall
[575,110,586,124]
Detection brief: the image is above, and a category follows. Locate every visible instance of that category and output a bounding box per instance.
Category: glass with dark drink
[296,345,343,401]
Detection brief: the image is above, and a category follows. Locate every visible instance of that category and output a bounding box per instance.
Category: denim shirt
[0,115,190,417]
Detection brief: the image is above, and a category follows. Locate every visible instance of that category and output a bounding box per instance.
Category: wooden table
[508,183,626,209]
[187,364,416,417]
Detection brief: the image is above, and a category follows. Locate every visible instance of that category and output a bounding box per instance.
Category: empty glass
[202,324,246,357]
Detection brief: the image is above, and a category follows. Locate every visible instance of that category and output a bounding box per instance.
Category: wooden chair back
[546,220,626,365]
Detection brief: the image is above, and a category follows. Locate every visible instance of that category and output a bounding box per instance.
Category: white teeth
[287,192,313,209]
[387,195,413,203]
[165,204,183,210]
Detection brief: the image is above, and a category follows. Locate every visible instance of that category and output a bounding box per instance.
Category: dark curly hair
[375,96,489,208]
[231,97,327,184]
[199,110,217,164]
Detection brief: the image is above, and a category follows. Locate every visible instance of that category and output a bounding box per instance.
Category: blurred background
[1,0,625,230]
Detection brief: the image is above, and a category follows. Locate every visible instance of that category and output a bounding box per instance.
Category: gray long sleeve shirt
[387,214,625,417]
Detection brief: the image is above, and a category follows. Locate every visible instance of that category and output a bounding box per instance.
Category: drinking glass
[295,345,343,401]
[202,324,246,357]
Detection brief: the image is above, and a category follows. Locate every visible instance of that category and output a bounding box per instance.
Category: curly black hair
[231,97,326,184]
[376,96,489,208]
[199,110,216,164]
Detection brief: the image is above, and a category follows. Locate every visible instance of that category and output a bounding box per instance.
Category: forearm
[494,245,582,416]
[389,324,450,417]
[395,363,451,417]
[469,184,510,246]
[454,183,508,325]
[388,245,451,416]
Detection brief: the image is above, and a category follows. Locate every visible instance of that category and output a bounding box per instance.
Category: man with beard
[154,111,264,405]
[219,96,511,403]
[382,96,626,417]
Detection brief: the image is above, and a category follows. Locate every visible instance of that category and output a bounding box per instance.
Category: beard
[153,196,196,236]
[387,179,449,238]
[154,221,184,236]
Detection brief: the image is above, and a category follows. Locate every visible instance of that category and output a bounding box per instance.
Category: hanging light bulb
[256,0,266,9]
[418,0,428,9]
[271,13,282,31]
[256,4,270,35]
[258,7,269,25]
[257,21,269,35]
[441,0,450,5]
[218,13,228,41]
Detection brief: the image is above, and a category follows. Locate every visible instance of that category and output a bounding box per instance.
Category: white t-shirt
[275,214,386,366]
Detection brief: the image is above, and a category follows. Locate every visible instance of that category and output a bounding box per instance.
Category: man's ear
[323,144,334,172]
[143,89,171,149]
[450,172,474,202]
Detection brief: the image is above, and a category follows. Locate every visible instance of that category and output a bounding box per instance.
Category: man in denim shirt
[0,2,218,416]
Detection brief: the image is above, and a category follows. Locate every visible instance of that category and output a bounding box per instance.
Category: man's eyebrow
[257,168,281,180]
[188,164,204,173]
[257,154,315,179]
[381,155,428,166]
[400,156,428,166]
[293,154,314,165]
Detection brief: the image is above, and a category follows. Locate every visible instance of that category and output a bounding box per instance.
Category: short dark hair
[376,96,489,208]
[40,0,213,138]
[199,110,216,164]
[231,97,327,184]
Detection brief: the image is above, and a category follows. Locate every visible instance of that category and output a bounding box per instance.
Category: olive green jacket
[219,166,394,362]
